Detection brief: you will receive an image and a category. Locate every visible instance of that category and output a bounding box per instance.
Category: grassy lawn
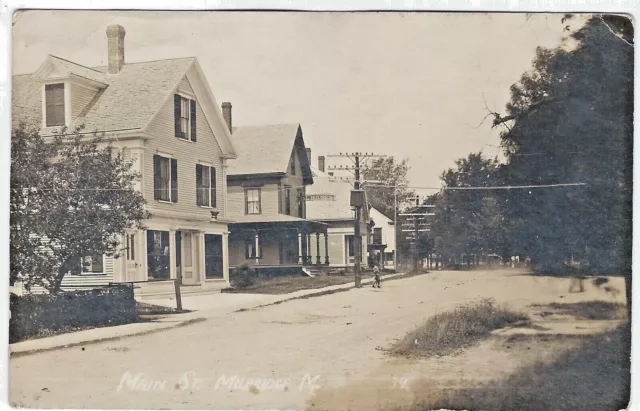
[223,272,375,295]
[389,298,529,358]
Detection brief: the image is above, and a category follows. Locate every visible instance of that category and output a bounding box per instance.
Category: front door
[180,231,196,285]
[125,233,139,282]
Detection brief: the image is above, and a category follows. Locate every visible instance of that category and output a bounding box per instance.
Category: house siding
[143,73,225,218]
[227,180,281,219]
[70,83,96,118]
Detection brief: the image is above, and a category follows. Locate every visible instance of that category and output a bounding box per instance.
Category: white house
[12,25,237,296]
[369,205,396,269]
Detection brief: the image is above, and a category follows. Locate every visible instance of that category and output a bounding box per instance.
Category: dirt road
[10,269,625,410]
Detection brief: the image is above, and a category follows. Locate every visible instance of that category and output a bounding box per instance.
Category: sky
[12,10,578,190]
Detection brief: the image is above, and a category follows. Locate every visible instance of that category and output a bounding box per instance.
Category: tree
[10,125,148,293]
[431,153,506,264]
[491,15,632,276]
[362,157,415,217]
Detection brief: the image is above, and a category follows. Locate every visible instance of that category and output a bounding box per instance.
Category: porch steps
[301,267,321,277]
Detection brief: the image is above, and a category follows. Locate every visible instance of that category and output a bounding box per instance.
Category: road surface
[10,269,624,410]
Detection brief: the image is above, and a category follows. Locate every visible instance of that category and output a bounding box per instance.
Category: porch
[228,215,329,270]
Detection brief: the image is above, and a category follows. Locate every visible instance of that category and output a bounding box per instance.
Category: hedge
[9,284,137,343]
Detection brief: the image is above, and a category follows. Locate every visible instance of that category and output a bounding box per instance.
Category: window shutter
[195,164,202,206]
[153,155,161,200]
[258,188,262,214]
[171,158,178,203]
[244,189,248,215]
[210,167,217,208]
[190,99,197,142]
[174,94,181,138]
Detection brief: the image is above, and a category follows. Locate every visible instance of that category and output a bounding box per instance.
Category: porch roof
[229,214,328,231]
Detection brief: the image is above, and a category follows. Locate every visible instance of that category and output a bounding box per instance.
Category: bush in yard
[230,263,258,288]
[9,284,137,343]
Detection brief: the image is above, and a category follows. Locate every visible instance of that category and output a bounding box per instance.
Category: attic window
[45,83,65,127]
[174,94,197,142]
[290,152,296,175]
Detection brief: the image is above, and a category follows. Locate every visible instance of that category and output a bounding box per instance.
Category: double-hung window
[174,94,197,141]
[245,188,261,215]
[45,83,65,127]
[196,164,217,208]
[153,155,178,203]
[284,186,292,215]
[81,254,104,273]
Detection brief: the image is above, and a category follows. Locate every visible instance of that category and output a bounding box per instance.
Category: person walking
[372,265,381,288]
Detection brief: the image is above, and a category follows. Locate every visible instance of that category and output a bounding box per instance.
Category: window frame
[196,163,213,208]
[43,82,67,127]
[284,186,292,215]
[153,154,178,203]
[290,152,296,175]
[174,93,197,142]
[245,187,262,215]
[81,253,105,274]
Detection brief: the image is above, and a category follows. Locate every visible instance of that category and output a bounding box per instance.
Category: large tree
[11,125,148,293]
[491,15,632,277]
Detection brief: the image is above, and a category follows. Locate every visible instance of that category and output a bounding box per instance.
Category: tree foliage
[10,125,148,293]
[362,157,415,217]
[496,15,632,274]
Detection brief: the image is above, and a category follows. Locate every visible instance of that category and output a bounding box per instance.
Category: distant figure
[373,265,381,288]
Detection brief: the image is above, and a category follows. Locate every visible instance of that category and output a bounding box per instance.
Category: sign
[306,194,336,201]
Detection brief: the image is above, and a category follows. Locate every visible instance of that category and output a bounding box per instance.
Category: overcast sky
[13,11,578,190]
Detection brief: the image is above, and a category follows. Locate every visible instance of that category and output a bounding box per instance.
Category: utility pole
[327,152,385,288]
[399,196,435,273]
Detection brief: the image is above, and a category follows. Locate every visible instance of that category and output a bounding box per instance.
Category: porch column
[324,233,330,265]
[379,248,384,267]
[198,232,206,284]
[222,231,230,284]
[254,231,260,265]
[169,229,177,280]
[307,233,312,265]
[316,232,321,265]
[297,231,303,265]
[140,229,148,281]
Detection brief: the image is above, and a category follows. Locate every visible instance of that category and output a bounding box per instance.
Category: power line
[365,182,587,190]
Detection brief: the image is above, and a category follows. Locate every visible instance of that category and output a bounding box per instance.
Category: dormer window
[45,83,65,127]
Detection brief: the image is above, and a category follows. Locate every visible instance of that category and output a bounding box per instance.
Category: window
[45,83,65,127]
[245,236,262,259]
[174,94,197,141]
[126,234,135,261]
[153,155,178,203]
[373,228,383,244]
[81,254,104,273]
[285,186,292,215]
[245,188,261,214]
[297,187,304,217]
[147,230,170,280]
[346,235,355,257]
[196,164,217,208]
[290,152,296,175]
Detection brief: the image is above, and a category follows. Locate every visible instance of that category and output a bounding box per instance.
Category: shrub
[230,263,258,288]
[9,284,137,343]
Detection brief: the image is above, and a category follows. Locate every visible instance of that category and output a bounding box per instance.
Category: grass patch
[535,301,627,320]
[222,273,374,295]
[136,302,191,316]
[401,324,630,411]
[389,298,528,358]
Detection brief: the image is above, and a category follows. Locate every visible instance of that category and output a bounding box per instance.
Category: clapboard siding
[70,83,96,118]
[226,182,280,219]
[144,72,225,218]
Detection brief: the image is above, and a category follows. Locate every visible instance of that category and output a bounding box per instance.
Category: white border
[1,2,638,411]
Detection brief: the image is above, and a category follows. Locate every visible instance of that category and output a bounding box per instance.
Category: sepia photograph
[8,8,633,410]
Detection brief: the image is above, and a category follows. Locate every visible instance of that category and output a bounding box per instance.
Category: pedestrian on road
[373,265,381,288]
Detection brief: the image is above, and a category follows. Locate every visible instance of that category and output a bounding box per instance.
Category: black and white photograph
[7,8,633,410]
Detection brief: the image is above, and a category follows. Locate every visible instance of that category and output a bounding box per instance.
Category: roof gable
[227,123,312,182]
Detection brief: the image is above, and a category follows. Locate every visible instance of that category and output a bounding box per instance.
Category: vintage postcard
[8,9,632,410]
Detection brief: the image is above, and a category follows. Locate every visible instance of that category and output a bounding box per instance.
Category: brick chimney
[222,102,232,133]
[318,156,325,172]
[106,24,126,74]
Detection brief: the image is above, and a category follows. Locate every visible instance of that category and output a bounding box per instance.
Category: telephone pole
[327,152,385,288]
[399,196,435,273]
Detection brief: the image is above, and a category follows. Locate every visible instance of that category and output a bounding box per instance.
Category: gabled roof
[13,55,237,157]
[227,123,312,183]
